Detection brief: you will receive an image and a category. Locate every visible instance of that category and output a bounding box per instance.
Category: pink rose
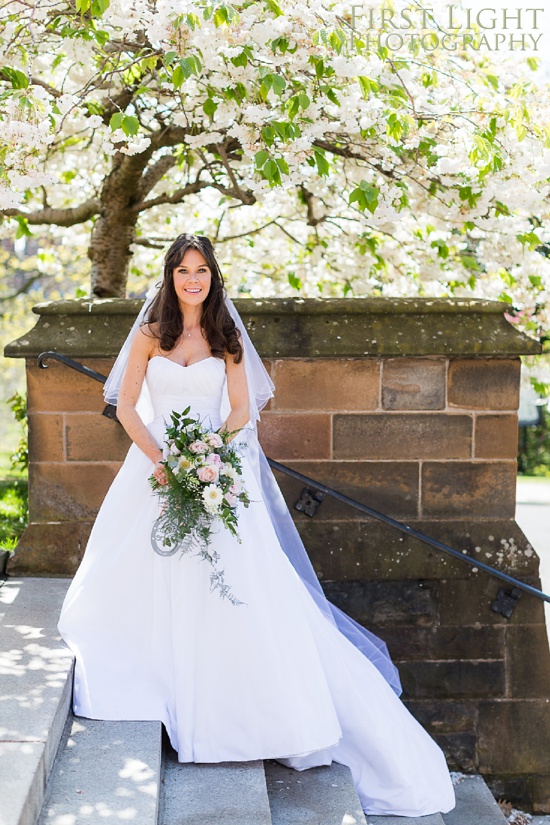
[197,465,219,483]
[229,481,241,495]
[206,432,224,448]
[189,440,209,454]
[224,491,238,507]
[204,453,222,466]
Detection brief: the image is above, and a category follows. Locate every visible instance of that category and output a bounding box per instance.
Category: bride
[57,233,456,817]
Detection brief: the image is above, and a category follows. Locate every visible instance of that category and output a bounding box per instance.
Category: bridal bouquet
[148,406,250,605]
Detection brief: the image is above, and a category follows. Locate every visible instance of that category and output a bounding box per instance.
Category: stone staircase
[1,578,511,825]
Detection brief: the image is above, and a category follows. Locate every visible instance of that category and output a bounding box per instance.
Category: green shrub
[518,405,550,477]
[0,479,28,550]
[6,390,28,472]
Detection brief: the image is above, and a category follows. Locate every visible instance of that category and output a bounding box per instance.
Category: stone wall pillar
[4,296,549,811]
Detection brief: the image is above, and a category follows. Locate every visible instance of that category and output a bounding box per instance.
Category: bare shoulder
[139,320,159,338]
[130,322,157,359]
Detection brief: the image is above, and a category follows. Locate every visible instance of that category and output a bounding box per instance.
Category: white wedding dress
[58,354,456,817]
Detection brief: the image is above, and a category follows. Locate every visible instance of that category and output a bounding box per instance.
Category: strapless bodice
[145,354,226,430]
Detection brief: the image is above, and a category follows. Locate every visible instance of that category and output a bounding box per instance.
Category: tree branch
[0,198,99,225]
[138,154,177,199]
[133,179,209,211]
[299,184,327,226]
[0,273,42,301]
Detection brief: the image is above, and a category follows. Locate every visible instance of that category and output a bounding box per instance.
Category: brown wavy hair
[143,234,243,364]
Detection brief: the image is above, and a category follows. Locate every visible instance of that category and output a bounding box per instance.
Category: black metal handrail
[37,351,550,614]
[266,458,550,609]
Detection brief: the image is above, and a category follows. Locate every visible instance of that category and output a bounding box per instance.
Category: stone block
[443,773,509,825]
[397,660,505,700]
[271,358,379,410]
[257,412,332,459]
[163,752,272,825]
[448,358,521,410]
[429,732,478,772]
[7,521,91,576]
[421,461,517,518]
[322,580,438,627]
[333,413,472,460]
[381,625,505,661]
[289,518,540,582]
[0,579,74,825]
[382,358,446,410]
[478,700,550,773]
[264,760,366,825]
[438,577,547,626]
[42,718,162,825]
[402,699,477,733]
[532,775,550,814]
[28,462,120,521]
[271,460,419,520]
[28,413,64,462]
[65,412,132,461]
[506,625,550,698]
[295,521,503,582]
[27,357,114,413]
[475,414,519,459]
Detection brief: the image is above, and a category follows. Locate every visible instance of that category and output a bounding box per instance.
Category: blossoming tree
[1,0,550,358]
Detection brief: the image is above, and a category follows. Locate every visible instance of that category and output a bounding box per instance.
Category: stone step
[0,577,73,825]
[38,715,162,825]
[160,741,272,825]
[368,815,445,824]
[442,774,508,825]
[264,758,367,825]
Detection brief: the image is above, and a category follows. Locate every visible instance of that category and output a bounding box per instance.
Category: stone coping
[4,297,541,358]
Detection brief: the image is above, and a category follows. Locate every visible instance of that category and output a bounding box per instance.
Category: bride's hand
[153,460,168,485]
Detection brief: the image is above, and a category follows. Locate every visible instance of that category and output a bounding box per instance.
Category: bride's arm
[116,325,166,482]
[218,348,250,442]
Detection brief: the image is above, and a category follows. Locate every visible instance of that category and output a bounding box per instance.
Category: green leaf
[230,51,249,68]
[172,64,184,88]
[262,124,274,144]
[254,149,270,169]
[271,74,286,95]
[288,272,302,289]
[517,231,541,249]
[313,148,330,176]
[349,183,379,214]
[121,115,139,136]
[262,158,280,185]
[1,66,29,89]
[357,75,377,98]
[275,156,289,175]
[109,111,124,130]
[203,97,217,117]
[265,0,284,16]
[91,0,110,16]
[286,95,300,120]
[14,216,32,238]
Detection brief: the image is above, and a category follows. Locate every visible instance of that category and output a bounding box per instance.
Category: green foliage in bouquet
[148,406,251,605]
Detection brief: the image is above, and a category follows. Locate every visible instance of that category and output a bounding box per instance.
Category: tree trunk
[88,148,156,298]
[89,210,137,298]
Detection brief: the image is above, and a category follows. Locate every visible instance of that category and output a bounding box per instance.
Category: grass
[0,446,28,551]
[0,478,28,551]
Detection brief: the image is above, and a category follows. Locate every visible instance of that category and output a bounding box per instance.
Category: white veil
[103,281,402,696]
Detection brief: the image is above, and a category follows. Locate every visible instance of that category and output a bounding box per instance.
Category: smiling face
[172,247,212,307]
